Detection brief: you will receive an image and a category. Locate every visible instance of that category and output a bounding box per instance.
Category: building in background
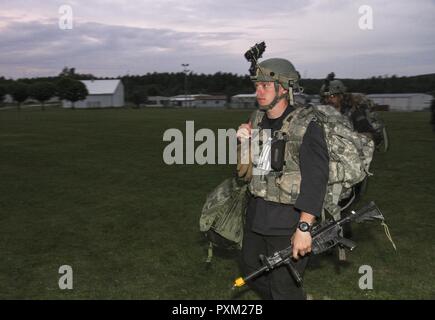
[229,93,320,108]
[169,94,226,108]
[62,79,124,108]
[230,93,257,109]
[367,93,432,111]
[147,96,170,107]
[193,95,226,108]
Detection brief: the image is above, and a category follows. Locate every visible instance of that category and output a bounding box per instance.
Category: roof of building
[232,93,256,98]
[366,93,433,98]
[196,95,226,100]
[81,79,121,95]
[148,96,170,100]
[169,94,226,101]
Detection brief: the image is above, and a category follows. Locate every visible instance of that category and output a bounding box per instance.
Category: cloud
[0,0,434,78]
[0,19,245,78]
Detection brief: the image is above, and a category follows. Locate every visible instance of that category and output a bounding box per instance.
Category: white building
[62,79,124,108]
[169,95,194,107]
[294,92,321,105]
[230,93,257,108]
[147,96,170,107]
[366,93,433,111]
[169,94,226,108]
[194,95,227,108]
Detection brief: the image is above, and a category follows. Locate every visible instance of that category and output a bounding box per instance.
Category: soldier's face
[326,94,342,109]
[255,82,286,107]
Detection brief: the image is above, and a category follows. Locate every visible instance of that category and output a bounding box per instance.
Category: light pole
[182,63,190,107]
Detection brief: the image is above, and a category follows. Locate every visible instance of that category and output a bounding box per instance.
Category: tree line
[122,72,435,103]
[1,68,434,109]
[0,68,88,110]
[123,72,435,99]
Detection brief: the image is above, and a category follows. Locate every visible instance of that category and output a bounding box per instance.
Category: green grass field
[0,107,434,299]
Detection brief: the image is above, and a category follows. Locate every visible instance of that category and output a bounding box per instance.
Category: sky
[1,0,434,79]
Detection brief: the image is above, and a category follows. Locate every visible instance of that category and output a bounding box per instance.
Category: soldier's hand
[291,229,312,260]
[237,123,252,141]
[360,132,373,139]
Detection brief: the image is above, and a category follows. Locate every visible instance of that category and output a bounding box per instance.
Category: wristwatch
[298,221,312,233]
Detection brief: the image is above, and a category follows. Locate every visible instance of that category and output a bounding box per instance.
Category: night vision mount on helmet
[244,42,303,110]
[320,72,347,97]
[245,41,266,77]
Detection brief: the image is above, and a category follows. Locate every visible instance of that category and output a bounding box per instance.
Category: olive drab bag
[199,177,249,262]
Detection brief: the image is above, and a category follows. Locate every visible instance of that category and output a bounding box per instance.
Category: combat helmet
[251,58,301,110]
[320,72,347,96]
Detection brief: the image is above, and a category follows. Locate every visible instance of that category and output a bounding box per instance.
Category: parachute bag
[199,177,249,263]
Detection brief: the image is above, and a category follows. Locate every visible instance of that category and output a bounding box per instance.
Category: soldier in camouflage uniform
[320,73,386,150]
[236,58,330,300]
[319,74,384,243]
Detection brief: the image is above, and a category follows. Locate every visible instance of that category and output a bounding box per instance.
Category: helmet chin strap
[287,86,294,106]
[259,81,290,111]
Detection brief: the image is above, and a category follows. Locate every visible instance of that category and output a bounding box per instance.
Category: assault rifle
[244,41,266,76]
[233,201,386,288]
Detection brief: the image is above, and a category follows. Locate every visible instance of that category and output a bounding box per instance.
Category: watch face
[299,222,310,232]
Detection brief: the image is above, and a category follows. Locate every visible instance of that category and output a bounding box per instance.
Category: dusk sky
[1,0,434,79]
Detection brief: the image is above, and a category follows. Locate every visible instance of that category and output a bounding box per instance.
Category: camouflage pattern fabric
[249,106,314,204]
[342,93,388,152]
[313,105,375,219]
[237,143,253,182]
[199,177,249,250]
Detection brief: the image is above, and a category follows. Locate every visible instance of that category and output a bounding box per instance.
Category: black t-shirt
[247,105,329,236]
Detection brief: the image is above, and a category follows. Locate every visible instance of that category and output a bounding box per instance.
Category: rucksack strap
[205,242,214,264]
[249,109,265,129]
